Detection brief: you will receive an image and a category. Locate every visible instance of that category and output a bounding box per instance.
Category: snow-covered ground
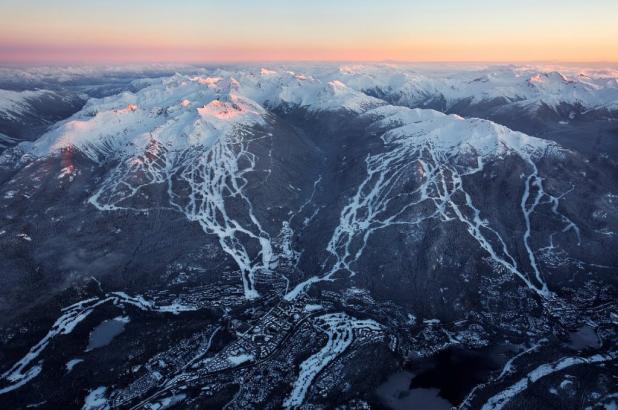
[0,293,198,394]
[480,351,617,410]
[14,63,618,159]
[325,63,618,112]
[15,66,598,302]
[283,313,381,408]
[0,63,615,409]
[285,104,575,300]
[0,89,58,121]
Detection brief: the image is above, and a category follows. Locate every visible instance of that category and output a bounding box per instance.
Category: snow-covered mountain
[0,65,616,409]
[331,64,618,112]
[0,88,85,150]
[3,63,617,153]
[26,63,617,160]
[0,64,207,151]
[27,72,381,160]
[0,89,60,121]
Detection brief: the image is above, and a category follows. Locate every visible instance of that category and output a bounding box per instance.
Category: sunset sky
[1,0,617,64]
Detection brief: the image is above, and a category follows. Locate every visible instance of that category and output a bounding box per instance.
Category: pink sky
[1,0,617,64]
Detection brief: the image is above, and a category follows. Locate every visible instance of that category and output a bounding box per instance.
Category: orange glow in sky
[1,0,617,63]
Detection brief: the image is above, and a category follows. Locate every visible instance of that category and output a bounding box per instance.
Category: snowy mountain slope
[14,68,612,305]
[3,63,616,154]
[28,64,608,161]
[0,88,85,150]
[26,76,265,161]
[0,64,218,152]
[284,105,582,301]
[25,71,381,160]
[13,71,611,300]
[0,66,616,409]
[14,71,381,300]
[0,64,200,89]
[364,105,553,157]
[283,64,618,157]
[0,89,59,121]
[3,63,616,114]
[323,64,618,113]
[4,67,616,306]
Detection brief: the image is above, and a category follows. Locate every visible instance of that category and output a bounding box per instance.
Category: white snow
[0,89,56,120]
[18,65,598,302]
[0,292,198,395]
[65,358,84,373]
[480,351,617,410]
[286,105,571,300]
[366,105,550,158]
[109,292,198,314]
[27,76,266,161]
[25,70,380,160]
[82,386,109,410]
[283,313,381,408]
[303,304,323,312]
[0,297,109,395]
[144,394,187,410]
[227,353,254,366]
[0,63,197,85]
[24,70,375,300]
[329,64,618,113]
[559,378,574,389]
[459,340,547,409]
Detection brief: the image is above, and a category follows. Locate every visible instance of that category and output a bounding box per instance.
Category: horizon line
[2,59,618,67]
